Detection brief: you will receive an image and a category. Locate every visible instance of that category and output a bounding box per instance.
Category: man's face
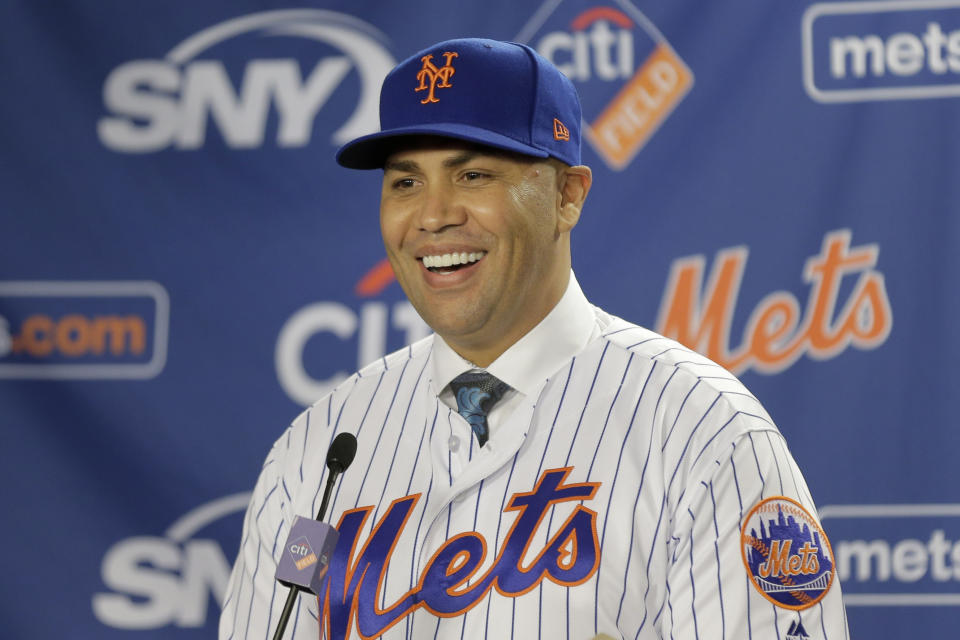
[380,140,577,365]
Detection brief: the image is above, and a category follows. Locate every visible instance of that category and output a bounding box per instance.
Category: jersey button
[448,435,460,452]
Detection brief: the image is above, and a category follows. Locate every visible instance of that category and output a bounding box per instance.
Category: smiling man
[379,140,589,367]
[221,39,849,640]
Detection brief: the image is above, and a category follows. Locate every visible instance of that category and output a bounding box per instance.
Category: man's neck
[443,291,567,367]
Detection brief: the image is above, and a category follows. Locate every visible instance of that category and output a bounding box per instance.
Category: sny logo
[98,10,394,153]
[416,52,459,104]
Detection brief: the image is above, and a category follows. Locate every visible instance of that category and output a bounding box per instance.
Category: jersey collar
[430,271,599,398]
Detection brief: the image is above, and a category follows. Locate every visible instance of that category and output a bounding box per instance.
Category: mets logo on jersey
[320,468,600,638]
[416,51,458,104]
[741,496,836,610]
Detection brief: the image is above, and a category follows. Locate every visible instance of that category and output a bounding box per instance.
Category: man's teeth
[422,252,486,269]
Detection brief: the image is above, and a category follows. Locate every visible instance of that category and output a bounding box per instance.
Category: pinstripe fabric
[220,310,848,639]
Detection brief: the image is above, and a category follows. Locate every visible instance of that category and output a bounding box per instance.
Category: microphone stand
[272,461,346,640]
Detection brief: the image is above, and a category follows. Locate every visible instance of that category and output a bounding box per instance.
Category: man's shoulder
[315,333,435,407]
[593,308,752,395]
[591,308,777,436]
[283,332,435,444]
[353,333,435,379]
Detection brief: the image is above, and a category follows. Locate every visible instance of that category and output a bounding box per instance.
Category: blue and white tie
[449,372,510,447]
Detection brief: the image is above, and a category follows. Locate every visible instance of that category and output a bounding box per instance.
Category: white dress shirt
[430,271,600,441]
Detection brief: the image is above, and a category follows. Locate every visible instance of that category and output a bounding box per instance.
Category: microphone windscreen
[326,432,357,473]
[275,516,339,594]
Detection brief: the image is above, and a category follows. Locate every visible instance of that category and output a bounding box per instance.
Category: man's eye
[393,178,416,189]
[462,171,488,181]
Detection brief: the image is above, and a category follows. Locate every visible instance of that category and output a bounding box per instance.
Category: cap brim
[335,123,549,169]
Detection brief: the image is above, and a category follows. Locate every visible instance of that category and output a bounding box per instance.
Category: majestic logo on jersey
[786,617,811,639]
[656,229,892,375]
[416,52,459,103]
[320,468,600,639]
[741,496,836,610]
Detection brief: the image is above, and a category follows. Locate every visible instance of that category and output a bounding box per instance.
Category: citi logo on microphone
[288,537,319,571]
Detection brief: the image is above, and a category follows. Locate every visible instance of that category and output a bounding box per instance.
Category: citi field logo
[820,503,960,605]
[0,281,169,379]
[518,0,693,169]
[93,492,250,629]
[655,229,893,375]
[803,1,960,102]
[288,536,319,571]
[98,9,394,152]
[275,258,430,406]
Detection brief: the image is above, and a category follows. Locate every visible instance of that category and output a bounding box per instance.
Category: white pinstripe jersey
[220,308,849,640]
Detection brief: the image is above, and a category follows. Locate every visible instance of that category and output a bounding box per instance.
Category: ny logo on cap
[416,52,458,104]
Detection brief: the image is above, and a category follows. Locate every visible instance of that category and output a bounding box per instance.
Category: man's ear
[556,165,592,233]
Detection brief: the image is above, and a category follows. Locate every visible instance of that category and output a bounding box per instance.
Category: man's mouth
[420,251,486,274]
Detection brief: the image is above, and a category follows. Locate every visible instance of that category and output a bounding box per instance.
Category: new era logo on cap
[336,38,582,169]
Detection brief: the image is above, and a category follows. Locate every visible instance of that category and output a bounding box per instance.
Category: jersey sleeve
[661,423,849,640]
[219,412,327,640]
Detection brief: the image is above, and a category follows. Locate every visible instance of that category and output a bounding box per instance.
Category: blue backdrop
[2,0,958,637]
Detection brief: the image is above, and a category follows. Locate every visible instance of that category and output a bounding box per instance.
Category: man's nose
[417,184,466,232]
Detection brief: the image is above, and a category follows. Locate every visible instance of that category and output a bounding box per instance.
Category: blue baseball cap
[335,38,582,169]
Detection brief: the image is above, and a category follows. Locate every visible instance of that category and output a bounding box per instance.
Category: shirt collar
[430,271,598,397]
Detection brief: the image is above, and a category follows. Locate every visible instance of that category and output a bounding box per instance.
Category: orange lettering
[19,315,55,357]
[840,273,892,346]
[10,314,146,359]
[92,316,147,355]
[655,248,748,371]
[415,52,458,104]
[787,554,802,574]
[56,314,89,356]
[758,540,793,578]
[745,293,803,371]
[803,230,877,353]
[655,230,893,375]
[799,542,820,575]
[587,44,692,169]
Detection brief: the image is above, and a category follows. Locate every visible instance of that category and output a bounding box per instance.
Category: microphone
[272,432,358,640]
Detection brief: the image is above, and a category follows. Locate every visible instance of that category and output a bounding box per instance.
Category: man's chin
[424,314,487,342]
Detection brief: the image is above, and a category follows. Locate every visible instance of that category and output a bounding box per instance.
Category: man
[221,38,848,640]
